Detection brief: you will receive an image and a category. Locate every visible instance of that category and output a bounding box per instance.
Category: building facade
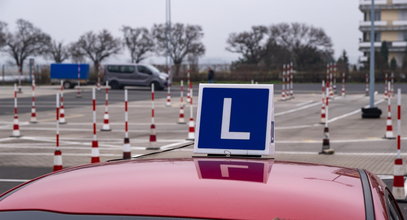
[359,0,407,66]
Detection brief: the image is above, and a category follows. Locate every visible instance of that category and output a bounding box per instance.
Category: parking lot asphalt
[1,83,407,216]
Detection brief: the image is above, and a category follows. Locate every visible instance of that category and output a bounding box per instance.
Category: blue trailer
[50,63,90,89]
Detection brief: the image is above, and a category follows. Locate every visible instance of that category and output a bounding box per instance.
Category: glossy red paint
[0,158,366,219]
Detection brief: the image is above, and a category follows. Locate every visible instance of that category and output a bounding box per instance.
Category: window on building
[364,32,381,41]
[365,10,381,21]
[400,10,407,20]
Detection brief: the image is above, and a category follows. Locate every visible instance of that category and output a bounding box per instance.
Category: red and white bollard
[329,64,334,98]
[384,73,388,98]
[320,80,326,124]
[30,78,38,123]
[385,82,395,139]
[11,84,21,137]
[187,88,195,140]
[165,85,171,107]
[320,85,334,155]
[54,93,63,171]
[341,72,346,97]
[76,64,82,98]
[391,72,395,98]
[393,89,405,199]
[178,80,186,124]
[91,88,100,163]
[97,64,101,91]
[281,64,286,101]
[123,89,131,159]
[365,73,369,96]
[150,83,157,142]
[333,65,337,95]
[289,62,294,99]
[59,80,67,124]
[187,71,191,104]
[101,81,111,131]
[189,74,193,105]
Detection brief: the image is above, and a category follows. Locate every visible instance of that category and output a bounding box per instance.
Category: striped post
[166,85,171,107]
[320,84,334,155]
[11,84,21,137]
[391,72,395,98]
[341,72,346,97]
[59,80,67,124]
[91,88,100,163]
[329,63,334,98]
[97,64,101,91]
[384,73,388,98]
[385,82,395,139]
[187,87,195,140]
[123,89,131,159]
[76,64,81,98]
[281,64,286,101]
[149,83,157,142]
[187,71,191,104]
[17,65,22,93]
[365,73,369,96]
[333,64,337,95]
[101,81,111,131]
[392,88,405,200]
[30,78,37,123]
[320,80,326,124]
[189,71,193,105]
[53,93,63,171]
[178,80,186,124]
[290,62,294,99]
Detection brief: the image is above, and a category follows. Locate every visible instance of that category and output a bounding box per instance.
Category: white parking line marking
[328,99,385,123]
[275,102,320,116]
[295,100,314,107]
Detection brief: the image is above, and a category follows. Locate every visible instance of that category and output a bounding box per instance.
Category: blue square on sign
[197,88,269,151]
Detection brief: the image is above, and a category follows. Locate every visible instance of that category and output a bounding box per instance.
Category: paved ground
[1,83,407,216]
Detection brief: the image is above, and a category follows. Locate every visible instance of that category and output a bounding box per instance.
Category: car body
[0,158,403,219]
[104,64,168,90]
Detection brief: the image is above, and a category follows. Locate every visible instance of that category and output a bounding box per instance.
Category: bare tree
[121,26,154,63]
[68,42,86,63]
[4,19,51,70]
[152,23,205,77]
[46,40,70,63]
[71,29,121,75]
[226,25,269,64]
[0,21,7,49]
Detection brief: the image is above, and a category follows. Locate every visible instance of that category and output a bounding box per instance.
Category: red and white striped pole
[59,80,67,124]
[97,64,101,91]
[178,80,186,124]
[365,73,369,96]
[30,78,37,123]
[76,64,82,98]
[393,88,405,199]
[320,80,326,124]
[341,72,346,97]
[281,64,286,101]
[186,70,191,104]
[11,84,21,137]
[320,84,334,154]
[150,83,157,142]
[165,85,171,107]
[101,81,111,131]
[391,72,395,98]
[123,89,131,159]
[385,82,395,139]
[54,93,63,171]
[189,70,193,105]
[187,87,195,140]
[329,63,334,98]
[333,64,337,95]
[290,62,294,99]
[91,88,100,163]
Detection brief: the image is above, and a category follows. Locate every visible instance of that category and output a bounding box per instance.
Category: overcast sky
[0,0,361,64]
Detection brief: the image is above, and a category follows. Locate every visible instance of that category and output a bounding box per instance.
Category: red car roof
[0,158,365,219]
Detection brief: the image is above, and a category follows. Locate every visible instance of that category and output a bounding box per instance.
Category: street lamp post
[362,0,382,118]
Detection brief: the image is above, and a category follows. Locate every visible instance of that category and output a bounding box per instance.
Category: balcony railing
[393,20,407,25]
[393,0,407,4]
[359,21,388,26]
[359,0,387,5]
[359,42,382,47]
[392,41,407,47]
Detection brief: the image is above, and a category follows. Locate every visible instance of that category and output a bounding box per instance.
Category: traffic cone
[150,83,157,142]
[91,88,100,163]
[11,84,21,137]
[30,79,38,123]
[59,83,67,124]
[385,85,395,139]
[165,86,171,107]
[392,158,406,200]
[101,81,111,131]
[53,93,63,171]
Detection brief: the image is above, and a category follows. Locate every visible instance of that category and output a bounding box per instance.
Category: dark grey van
[104,64,168,90]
